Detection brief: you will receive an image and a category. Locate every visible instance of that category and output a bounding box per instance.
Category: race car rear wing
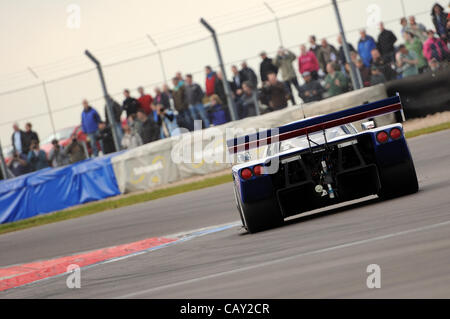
[227,95,403,154]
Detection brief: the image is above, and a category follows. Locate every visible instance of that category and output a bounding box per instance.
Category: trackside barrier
[112,84,390,193]
[0,152,121,224]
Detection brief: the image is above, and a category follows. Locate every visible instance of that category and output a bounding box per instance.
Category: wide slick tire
[378,158,419,199]
[233,186,246,228]
[240,197,284,233]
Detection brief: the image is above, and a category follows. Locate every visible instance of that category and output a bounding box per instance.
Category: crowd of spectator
[8,120,89,177]
[257,12,448,107]
[5,3,450,178]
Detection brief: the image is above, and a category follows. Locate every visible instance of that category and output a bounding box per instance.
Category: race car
[227,95,419,233]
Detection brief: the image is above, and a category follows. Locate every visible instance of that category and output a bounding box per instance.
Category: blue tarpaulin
[0,153,122,224]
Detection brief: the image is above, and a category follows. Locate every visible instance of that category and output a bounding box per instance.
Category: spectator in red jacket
[137,86,153,115]
[298,44,320,80]
[205,66,217,97]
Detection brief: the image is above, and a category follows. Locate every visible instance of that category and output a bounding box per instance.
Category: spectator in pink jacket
[298,44,320,80]
[423,30,450,62]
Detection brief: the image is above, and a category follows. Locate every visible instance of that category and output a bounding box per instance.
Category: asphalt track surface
[1,130,450,298]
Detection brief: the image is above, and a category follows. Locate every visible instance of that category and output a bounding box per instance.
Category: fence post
[41,81,57,136]
[252,91,261,116]
[146,34,168,84]
[84,50,121,152]
[27,67,56,136]
[331,0,363,90]
[263,2,283,47]
[81,140,89,159]
[200,18,237,121]
[0,140,9,180]
[400,0,407,18]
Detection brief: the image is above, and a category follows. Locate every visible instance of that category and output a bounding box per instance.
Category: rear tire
[233,186,246,228]
[240,197,284,233]
[378,158,419,199]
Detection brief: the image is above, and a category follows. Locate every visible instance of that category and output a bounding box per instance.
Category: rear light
[240,168,253,180]
[376,131,388,143]
[253,165,263,176]
[389,127,402,140]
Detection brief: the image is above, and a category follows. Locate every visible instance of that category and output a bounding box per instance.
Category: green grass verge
[404,121,450,139]
[1,121,449,235]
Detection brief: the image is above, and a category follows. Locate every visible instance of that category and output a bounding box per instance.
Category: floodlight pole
[84,50,121,152]
[331,0,363,90]
[200,18,237,121]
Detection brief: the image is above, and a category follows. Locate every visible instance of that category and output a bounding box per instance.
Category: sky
[0,0,444,149]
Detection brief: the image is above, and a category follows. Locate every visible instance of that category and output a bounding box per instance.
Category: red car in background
[40,125,94,157]
[2,145,14,165]
[3,126,100,169]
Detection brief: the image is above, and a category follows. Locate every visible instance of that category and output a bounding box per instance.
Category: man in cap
[298,71,324,103]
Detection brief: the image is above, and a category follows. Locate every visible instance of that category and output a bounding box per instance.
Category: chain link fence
[0,0,438,152]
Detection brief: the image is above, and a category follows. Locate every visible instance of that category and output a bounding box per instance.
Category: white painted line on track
[116,219,450,298]
[167,221,242,239]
